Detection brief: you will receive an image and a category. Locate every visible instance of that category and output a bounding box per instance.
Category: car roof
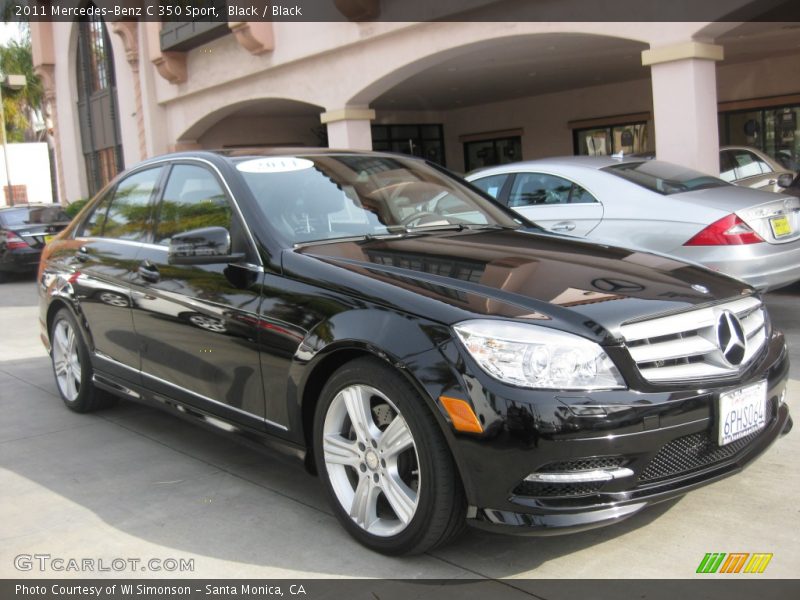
[467,155,643,177]
[141,147,391,163]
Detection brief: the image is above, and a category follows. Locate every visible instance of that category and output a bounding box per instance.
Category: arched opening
[178,99,326,150]
[75,5,124,195]
[348,33,651,172]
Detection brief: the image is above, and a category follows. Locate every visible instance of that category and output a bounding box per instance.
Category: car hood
[286,229,753,343]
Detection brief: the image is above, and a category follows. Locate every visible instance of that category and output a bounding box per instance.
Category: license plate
[718,380,767,446]
[44,234,54,244]
[769,215,792,238]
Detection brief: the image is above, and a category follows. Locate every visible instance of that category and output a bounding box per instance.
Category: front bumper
[445,330,791,536]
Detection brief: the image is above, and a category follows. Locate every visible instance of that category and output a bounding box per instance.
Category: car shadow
[1,356,685,578]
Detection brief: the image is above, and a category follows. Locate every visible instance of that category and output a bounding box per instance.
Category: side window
[103,167,163,241]
[78,188,114,237]
[731,150,771,180]
[569,184,598,204]
[471,174,508,199]
[719,151,737,182]
[156,164,232,246]
[508,173,572,207]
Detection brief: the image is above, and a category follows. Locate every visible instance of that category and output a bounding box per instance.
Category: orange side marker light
[440,396,483,433]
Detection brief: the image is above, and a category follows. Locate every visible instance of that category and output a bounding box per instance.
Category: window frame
[152,161,257,263]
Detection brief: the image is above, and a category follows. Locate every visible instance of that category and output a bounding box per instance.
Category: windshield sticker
[236,157,314,173]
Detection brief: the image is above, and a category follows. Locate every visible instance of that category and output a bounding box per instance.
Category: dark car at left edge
[37,149,792,555]
[1,203,71,282]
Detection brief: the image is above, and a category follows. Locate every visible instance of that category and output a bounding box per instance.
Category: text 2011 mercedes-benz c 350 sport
[38,150,793,555]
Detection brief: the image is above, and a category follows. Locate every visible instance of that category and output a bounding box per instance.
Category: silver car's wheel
[52,318,82,402]
[322,384,420,537]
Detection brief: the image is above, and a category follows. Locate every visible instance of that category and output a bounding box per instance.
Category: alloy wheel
[322,384,420,537]
[52,319,82,402]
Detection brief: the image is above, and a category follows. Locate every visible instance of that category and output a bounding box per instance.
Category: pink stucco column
[643,42,724,176]
[321,108,375,150]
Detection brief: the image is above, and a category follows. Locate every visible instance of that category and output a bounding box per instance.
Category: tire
[50,307,117,413]
[313,356,466,555]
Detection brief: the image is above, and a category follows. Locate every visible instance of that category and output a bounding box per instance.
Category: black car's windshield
[603,160,730,195]
[236,154,521,245]
[0,206,71,226]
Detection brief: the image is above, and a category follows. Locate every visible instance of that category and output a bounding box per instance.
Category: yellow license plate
[44,234,54,244]
[769,215,792,237]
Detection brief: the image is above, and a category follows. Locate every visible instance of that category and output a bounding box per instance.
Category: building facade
[30,6,800,204]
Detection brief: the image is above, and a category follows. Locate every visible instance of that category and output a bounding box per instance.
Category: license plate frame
[769,215,792,238]
[717,380,767,447]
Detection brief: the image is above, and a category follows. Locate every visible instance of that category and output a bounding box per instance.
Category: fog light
[524,467,634,483]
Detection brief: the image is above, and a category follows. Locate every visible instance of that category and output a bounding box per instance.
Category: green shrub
[64,198,89,218]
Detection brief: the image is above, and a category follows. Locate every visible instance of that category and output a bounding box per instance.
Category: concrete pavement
[1,275,798,579]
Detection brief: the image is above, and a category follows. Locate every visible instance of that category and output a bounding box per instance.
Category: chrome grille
[620,296,766,383]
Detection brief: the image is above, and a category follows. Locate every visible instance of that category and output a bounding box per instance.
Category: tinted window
[103,167,162,241]
[156,165,231,246]
[508,173,573,207]
[471,174,508,199]
[603,161,729,195]
[78,189,115,237]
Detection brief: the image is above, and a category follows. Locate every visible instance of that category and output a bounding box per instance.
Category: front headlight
[453,320,625,390]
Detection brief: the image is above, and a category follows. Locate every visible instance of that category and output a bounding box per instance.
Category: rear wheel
[50,308,117,412]
[314,357,466,555]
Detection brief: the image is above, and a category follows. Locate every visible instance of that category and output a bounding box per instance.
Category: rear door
[505,172,603,236]
[64,166,164,379]
[129,162,266,428]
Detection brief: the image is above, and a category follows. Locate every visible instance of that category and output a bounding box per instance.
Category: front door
[129,163,266,427]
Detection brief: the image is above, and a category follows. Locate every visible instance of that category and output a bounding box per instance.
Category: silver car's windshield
[603,161,730,195]
[236,154,522,245]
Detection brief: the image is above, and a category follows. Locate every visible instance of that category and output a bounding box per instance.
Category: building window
[719,104,800,171]
[463,136,521,173]
[574,122,649,156]
[76,7,124,196]
[371,124,446,166]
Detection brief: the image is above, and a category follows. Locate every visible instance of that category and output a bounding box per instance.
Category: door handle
[551,221,576,232]
[75,246,90,262]
[137,260,160,283]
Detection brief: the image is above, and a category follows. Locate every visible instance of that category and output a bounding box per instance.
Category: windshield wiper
[404,223,467,233]
[293,232,408,248]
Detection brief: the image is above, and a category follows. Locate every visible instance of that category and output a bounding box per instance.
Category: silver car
[719,145,796,193]
[466,157,800,290]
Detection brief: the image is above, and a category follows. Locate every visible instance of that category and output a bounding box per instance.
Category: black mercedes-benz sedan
[38,150,792,555]
[1,204,71,282]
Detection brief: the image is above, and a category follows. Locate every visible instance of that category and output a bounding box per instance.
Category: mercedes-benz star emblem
[716,310,746,366]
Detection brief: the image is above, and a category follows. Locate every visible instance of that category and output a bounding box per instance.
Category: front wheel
[313,357,466,555]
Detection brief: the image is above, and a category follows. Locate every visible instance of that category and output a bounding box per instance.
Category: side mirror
[168,226,244,265]
[777,173,794,189]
